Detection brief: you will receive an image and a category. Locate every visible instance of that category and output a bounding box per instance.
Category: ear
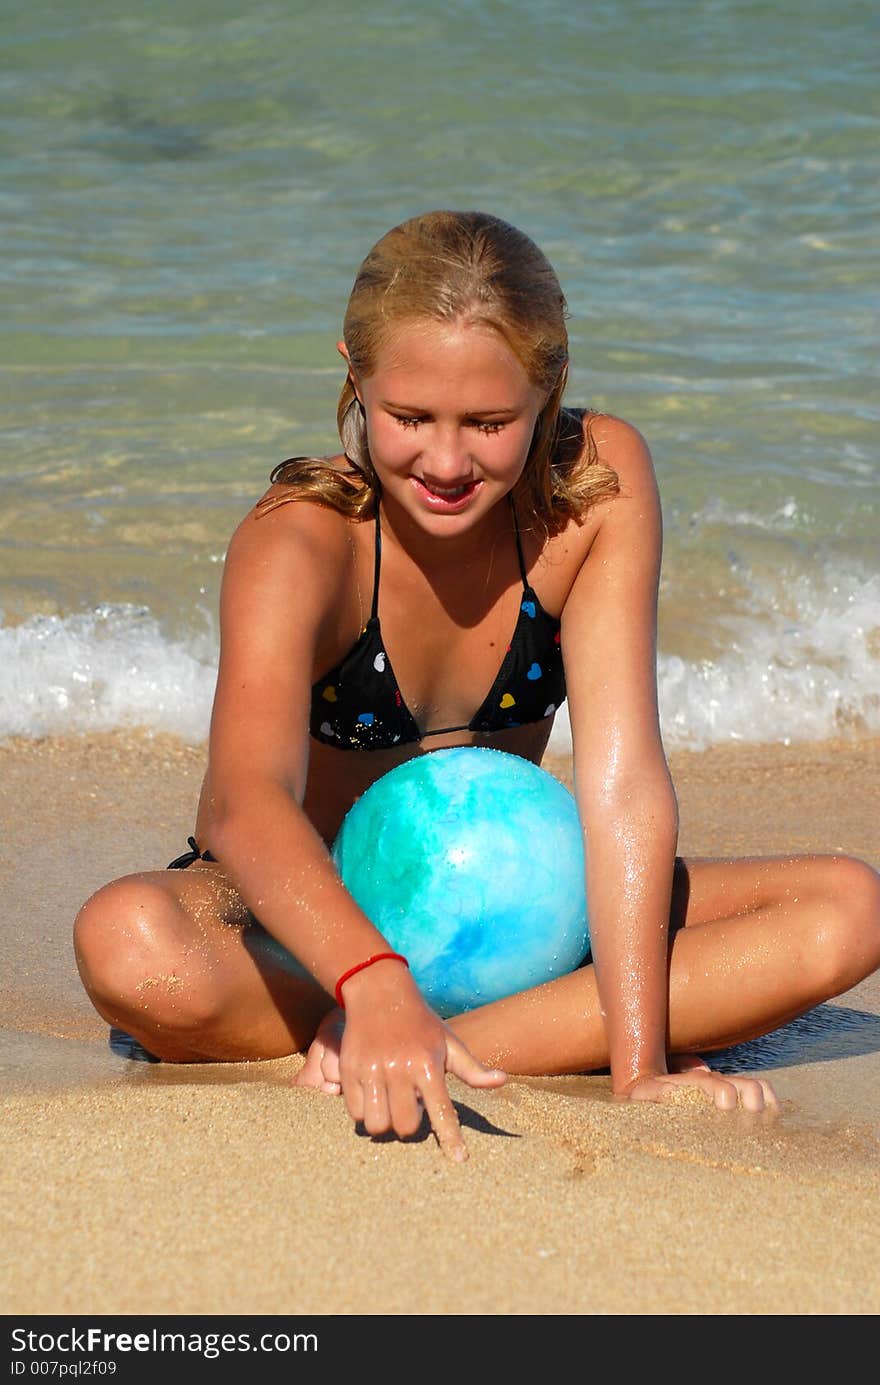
[336,340,364,405]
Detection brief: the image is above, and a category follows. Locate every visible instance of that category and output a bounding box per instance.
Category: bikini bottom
[166,836,216,870]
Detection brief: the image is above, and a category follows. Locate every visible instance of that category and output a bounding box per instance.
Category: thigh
[144,858,319,988]
[671,852,846,931]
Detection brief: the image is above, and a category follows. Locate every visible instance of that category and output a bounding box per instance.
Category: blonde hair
[261,210,618,533]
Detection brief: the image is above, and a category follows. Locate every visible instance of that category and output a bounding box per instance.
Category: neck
[377,490,516,576]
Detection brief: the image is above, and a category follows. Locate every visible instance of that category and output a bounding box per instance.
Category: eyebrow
[382,401,520,417]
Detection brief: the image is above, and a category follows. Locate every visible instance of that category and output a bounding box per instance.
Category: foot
[294,1007,345,1093]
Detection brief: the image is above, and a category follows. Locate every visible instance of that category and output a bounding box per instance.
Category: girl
[74,211,880,1161]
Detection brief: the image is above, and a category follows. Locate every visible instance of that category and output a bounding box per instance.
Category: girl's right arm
[202,498,504,1158]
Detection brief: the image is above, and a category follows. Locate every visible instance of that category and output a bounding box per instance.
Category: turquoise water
[2,0,878,747]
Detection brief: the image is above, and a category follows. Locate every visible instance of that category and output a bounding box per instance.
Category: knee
[73,877,219,1034]
[75,876,173,996]
[815,856,880,993]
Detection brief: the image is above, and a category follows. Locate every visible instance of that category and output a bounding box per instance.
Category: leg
[448,853,880,1075]
[74,864,334,1062]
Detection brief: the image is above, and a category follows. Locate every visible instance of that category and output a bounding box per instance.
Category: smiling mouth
[415,478,480,499]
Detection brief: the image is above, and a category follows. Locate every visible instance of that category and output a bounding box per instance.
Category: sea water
[2,0,878,750]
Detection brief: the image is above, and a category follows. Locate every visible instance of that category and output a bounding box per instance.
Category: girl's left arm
[561,415,680,1095]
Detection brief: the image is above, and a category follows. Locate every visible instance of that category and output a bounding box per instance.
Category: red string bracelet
[334,951,409,1009]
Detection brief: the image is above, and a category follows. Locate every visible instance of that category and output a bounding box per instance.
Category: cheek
[486,423,538,476]
[365,417,410,465]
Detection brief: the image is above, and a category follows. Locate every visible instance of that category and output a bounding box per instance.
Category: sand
[2,732,879,1317]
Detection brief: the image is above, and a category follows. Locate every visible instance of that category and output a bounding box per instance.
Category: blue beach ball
[331,746,590,1018]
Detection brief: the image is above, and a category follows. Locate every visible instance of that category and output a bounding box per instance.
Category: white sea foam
[550,563,880,754]
[655,566,880,750]
[3,568,879,753]
[0,605,217,743]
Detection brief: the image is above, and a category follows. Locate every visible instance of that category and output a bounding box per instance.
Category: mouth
[411,477,483,511]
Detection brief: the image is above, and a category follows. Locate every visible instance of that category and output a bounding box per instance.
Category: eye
[471,420,506,434]
[394,415,424,430]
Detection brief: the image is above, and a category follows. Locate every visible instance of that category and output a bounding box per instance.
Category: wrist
[611,1056,669,1096]
[334,951,410,1009]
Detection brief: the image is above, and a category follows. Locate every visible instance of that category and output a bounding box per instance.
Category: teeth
[423,482,471,498]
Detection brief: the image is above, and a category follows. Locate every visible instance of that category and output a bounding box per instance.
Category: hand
[295,969,506,1160]
[618,1053,779,1113]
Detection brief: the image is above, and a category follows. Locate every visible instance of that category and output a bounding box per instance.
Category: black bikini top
[309,497,566,751]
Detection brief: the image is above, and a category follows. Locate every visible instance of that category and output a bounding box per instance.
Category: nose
[420,425,473,485]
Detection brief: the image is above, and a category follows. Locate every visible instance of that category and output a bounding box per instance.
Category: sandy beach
[2,732,879,1316]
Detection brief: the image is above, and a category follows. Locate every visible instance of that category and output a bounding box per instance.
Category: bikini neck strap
[371,493,382,620]
[509,493,529,589]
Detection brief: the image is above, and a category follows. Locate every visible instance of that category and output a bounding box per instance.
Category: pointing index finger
[420,1074,468,1162]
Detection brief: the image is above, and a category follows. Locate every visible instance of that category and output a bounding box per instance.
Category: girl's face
[344,318,547,537]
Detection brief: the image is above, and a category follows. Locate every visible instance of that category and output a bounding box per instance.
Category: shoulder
[565,412,659,598]
[543,412,659,576]
[546,412,661,625]
[221,486,356,626]
[567,411,661,555]
[580,410,657,501]
[227,481,351,566]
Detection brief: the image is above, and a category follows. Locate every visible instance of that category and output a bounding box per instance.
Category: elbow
[204,807,273,871]
[201,813,239,863]
[201,776,301,864]
[665,792,681,856]
[578,770,679,845]
[638,787,678,851]
[652,775,680,843]
[200,809,249,867]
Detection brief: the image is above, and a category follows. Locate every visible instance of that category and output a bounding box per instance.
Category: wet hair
[260,210,618,533]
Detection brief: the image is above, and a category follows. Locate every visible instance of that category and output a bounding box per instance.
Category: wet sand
[1,732,878,1315]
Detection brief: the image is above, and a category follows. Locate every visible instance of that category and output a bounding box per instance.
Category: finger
[445,1037,506,1088]
[420,1074,468,1162]
[710,1078,739,1111]
[760,1079,781,1110]
[731,1077,768,1114]
[686,1070,739,1110]
[340,1072,365,1125]
[386,1079,426,1140]
[750,1077,780,1112]
[361,1077,392,1136]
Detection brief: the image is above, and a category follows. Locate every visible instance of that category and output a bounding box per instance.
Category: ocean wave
[0,605,217,743]
[549,563,880,754]
[657,565,880,750]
